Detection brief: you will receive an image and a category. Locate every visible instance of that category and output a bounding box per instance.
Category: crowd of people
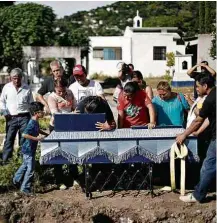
[0,60,215,203]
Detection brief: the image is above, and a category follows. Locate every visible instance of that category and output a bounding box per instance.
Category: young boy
[13,102,48,195]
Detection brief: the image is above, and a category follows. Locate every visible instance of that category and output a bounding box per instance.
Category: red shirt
[117,90,151,128]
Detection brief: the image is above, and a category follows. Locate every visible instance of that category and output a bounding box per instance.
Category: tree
[0,3,56,68]
[199,1,205,33]
[210,32,216,59]
[166,52,175,76]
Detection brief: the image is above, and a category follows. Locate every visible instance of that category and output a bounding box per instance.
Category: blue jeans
[13,153,35,193]
[3,115,30,162]
[193,140,216,202]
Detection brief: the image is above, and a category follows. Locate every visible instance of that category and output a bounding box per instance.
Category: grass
[0,116,50,134]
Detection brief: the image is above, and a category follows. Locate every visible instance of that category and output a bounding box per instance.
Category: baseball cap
[73,65,86,75]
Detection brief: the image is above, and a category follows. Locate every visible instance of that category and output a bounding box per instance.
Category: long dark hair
[85,96,106,113]
[123,81,140,94]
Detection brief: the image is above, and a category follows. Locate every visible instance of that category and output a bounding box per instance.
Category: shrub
[89,72,111,81]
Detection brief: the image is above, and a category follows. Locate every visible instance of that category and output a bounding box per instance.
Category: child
[13,102,48,195]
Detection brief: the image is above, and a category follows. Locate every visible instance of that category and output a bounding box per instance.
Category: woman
[47,78,76,190]
[152,81,190,127]
[117,81,155,128]
[131,70,153,100]
[48,78,76,132]
[75,96,116,131]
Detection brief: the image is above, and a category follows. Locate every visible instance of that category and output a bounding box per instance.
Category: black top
[76,96,114,123]
[37,76,55,96]
[37,75,75,96]
[199,87,216,140]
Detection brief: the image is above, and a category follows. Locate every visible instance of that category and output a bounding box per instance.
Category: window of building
[182,61,188,70]
[153,46,166,60]
[93,47,122,60]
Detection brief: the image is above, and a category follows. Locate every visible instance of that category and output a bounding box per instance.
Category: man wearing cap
[69,65,105,104]
[37,60,74,113]
[0,68,34,163]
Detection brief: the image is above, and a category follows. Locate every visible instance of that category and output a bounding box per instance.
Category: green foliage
[39,117,50,130]
[58,1,215,38]
[89,72,111,81]
[0,3,56,68]
[0,151,22,187]
[210,32,216,59]
[0,117,50,134]
[164,72,173,83]
[0,117,5,133]
[166,52,175,68]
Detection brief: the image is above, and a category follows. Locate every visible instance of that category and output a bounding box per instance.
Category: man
[0,68,34,163]
[187,61,216,99]
[37,60,73,113]
[69,65,105,104]
[176,73,216,203]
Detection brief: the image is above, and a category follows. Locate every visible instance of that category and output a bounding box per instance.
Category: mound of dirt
[0,187,215,223]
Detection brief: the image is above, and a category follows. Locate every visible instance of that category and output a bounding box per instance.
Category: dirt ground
[0,186,216,223]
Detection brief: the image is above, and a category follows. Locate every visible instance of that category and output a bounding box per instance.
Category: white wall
[197,34,216,70]
[88,32,186,78]
[131,33,186,77]
[89,36,131,77]
[174,55,192,73]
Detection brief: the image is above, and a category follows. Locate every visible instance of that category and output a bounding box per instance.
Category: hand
[176,133,187,145]
[72,109,80,114]
[95,122,110,131]
[37,136,45,141]
[146,122,156,129]
[44,105,51,115]
[200,63,207,68]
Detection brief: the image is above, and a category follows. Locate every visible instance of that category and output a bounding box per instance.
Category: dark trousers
[2,115,30,162]
[193,140,216,202]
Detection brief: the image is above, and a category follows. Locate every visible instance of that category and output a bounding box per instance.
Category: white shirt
[186,96,207,128]
[0,82,34,116]
[69,80,104,104]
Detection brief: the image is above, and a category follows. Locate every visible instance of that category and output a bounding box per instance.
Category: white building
[88,11,193,80]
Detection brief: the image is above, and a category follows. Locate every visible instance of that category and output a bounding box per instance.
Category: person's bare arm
[22,133,44,141]
[184,94,194,106]
[176,116,204,144]
[146,103,156,128]
[192,118,209,136]
[36,94,51,114]
[146,86,154,100]
[118,110,124,128]
[201,63,216,77]
[187,64,199,77]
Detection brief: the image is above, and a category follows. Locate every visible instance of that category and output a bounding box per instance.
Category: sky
[16,1,116,18]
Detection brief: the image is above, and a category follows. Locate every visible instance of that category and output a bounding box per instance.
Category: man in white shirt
[69,65,105,104]
[0,68,34,163]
